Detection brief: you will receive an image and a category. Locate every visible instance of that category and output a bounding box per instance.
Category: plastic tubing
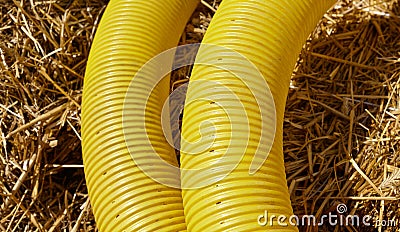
[180,0,336,231]
[81,0,198,231]
[82,0,336,231]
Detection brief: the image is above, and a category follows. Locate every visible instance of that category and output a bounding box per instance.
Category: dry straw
[0,0,399,231]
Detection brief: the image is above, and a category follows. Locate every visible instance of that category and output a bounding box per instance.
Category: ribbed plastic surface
[81,0,198,231]
[181,0,336,231]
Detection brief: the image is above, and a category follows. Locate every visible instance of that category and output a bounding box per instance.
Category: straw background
[0,0,399,231]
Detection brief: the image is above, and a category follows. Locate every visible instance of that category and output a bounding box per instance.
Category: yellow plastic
[82,0,336,231]
[81,0,198,231]
[180,0,336,231]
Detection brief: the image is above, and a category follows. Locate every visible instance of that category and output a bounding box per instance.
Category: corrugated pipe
[82,0,335,231]
[181,0,336,231]
[81,0,198,231]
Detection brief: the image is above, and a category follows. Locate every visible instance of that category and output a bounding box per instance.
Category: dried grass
[0,0,107,231]
[0,0,399,231]
[286,1,400,231]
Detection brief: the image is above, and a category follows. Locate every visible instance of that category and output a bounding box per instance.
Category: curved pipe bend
[82,0,336,231]
[181,0,336,231]
[82,0,198,231]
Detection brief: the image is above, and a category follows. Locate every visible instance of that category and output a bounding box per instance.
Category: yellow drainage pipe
[82,0,336,231]
[181,0,335,231]
[81,0,198,231]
